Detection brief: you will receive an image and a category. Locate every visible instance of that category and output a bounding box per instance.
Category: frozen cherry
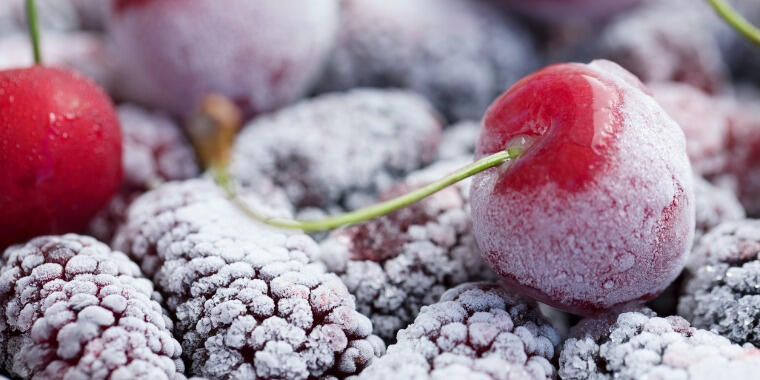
[0,66,122,250]
[109,0,339,116]
[471,60,695,316]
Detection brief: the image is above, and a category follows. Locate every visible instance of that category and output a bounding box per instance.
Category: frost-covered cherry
[359,282,560,380]
[87,104,199,242]
[650,82,731,177]
[113,179,383,379]
[471,60,695,316]
[720,93,760,216]
[318,0,537,121]
[0,234,184,379]
[496,0,645,22]
[109,0,338,116]
[0,66,122,250]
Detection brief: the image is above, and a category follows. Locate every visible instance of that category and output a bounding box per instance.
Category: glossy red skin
[472,62,693,316]
[0,66,122,249]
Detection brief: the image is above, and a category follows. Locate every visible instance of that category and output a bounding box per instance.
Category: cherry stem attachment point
[215,147,523,233]
[708,0,760,46]
[25,0,42,64]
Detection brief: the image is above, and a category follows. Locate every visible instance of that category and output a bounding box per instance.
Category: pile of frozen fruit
[3,0,760,379]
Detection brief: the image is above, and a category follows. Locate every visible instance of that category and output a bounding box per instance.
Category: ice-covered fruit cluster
[0,66,122,250]
[109,0,339,116]
[319,159,495,341]
[471,59,695,315]
[318,0,537,121]
[679,220,760,347]
[88,104,199,242]
[231,89,442,213]
[360,282,560,379]
[113,179,383,379]
[560,309,760,379]
[0,234,184,379]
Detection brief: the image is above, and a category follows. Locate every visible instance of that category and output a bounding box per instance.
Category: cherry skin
[471,60,694,316]
[0,66,122,249]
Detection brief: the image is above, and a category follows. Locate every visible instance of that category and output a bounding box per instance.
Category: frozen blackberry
[317,0,538,121]
[678,220,760,347]
[0,234,184,379]
[597,0,728,93]
[319,159,496,341]
[560,309,760,379]
[0,32,116,91]
[230,89,442,213]
[113,179,383,379]
[88,104,199,242]
[438,121,479,161]
[694,176,745,244]
[359,282,560,379]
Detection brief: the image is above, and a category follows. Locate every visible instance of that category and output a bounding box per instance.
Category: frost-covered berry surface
[231,89,442,213]
[559,309,760,380]
[720,93,760,216]
[318,0,538,121]
[109,0,339,116]
[359,282,560,380]
[0,234,184,379]
[678,220,760,347]
[113,179,383,379]
[597,0,728,93]
[88,104,199,242]
[693,176,745,244]
[319,159,495,341]
[438,121,479,161]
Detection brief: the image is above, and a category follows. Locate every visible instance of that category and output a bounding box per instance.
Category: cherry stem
[708,0,760,46]
[215,148,523,232]
[25,0,42,64]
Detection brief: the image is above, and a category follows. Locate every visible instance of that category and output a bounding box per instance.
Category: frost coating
[318,0,537,121]
[319,159,496,341]
[559,309,760,379]
[438,121,480,161]
[678,220,760,347]
[88,104,199,242]
[598,0,727,93]
[109,0,339,116]
[113,179,383,379]
[650,82,731,177]
[231,89,442,212]
[693,176,745,245]
[0,234,184,379]
[359,282,560,380]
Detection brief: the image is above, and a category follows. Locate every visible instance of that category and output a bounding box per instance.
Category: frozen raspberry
[359,282,560,379]
[678,220,760,347]
[560,309,760,379]
[108,0,339,116]
[0,234,184,379]
[318,159,496,341]
[113,179,383,378]
[438,121,480,161]
[0,32,116,91]
[471,60,695,316]
[231,89,442,213]
[88,104,199,242]
[318,0,538,121]
[597,0,728,93]
[649,82,731,176]
[496,0,645,22]
[694,176,745,244]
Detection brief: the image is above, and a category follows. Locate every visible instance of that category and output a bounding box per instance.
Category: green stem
[25,0,42,64]
[708,0,760,46]
[216,148,523,232]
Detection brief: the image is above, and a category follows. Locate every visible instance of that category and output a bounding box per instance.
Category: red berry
[108,0,339,116]
[0,66,122,250]
[471,60,694,316]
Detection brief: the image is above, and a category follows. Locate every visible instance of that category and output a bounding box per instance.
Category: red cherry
[471,60,694,316]
[0,66,122,249]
